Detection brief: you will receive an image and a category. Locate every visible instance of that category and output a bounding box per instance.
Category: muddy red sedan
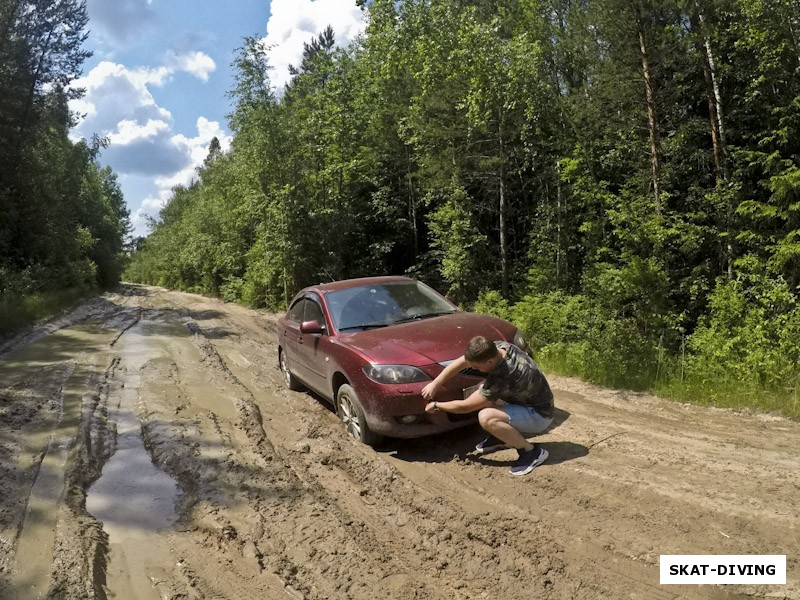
[277,276,527,445]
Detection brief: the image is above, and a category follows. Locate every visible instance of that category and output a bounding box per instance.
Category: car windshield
[326,281,456,331]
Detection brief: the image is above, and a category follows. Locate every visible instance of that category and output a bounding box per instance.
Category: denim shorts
[503,403,553,436]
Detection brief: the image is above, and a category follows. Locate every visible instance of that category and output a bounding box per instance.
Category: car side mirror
[300,320,324,334]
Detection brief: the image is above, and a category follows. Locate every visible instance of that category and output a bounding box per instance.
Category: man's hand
[424,401,440,414]
[421,380,440,401]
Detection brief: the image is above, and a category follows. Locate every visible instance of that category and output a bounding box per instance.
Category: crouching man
[421,335,555,476]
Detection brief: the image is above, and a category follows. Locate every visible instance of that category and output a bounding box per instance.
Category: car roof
[305,276,416,294]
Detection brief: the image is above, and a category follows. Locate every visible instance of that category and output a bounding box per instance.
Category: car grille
[439,360,485,379]
[459,367,484,378]
[448,412,477,423]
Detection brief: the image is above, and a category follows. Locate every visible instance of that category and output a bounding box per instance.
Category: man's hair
[464,336,499,362]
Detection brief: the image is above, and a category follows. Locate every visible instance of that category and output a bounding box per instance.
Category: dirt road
[0,285,797,599]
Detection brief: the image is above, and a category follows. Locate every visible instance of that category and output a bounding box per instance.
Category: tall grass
[474,287,800,421]
[535,342,800,420]
[0,288,91,337]
[655,377,800,419]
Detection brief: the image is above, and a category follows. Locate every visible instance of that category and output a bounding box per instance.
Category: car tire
[279,348,304,391]
[335,384,383,447]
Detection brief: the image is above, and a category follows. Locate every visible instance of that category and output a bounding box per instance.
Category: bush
[483,289,663,390]
[472,289,512,322]
[683,260,800,394]
[511,291,592,350]
[0,288,90,336]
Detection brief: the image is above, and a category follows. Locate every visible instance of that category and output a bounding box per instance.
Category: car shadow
[380,407,587,466]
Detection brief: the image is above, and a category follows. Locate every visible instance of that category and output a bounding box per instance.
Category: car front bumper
[354,376,482,438]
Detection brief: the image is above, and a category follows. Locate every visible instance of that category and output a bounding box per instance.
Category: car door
[295,294,331,395]
[283,297,312,383]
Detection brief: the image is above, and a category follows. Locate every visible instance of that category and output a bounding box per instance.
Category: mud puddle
[86,321,180,600]
[1,325,114,599]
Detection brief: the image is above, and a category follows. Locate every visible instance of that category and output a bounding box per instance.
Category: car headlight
[513,330,527,350]
[363,364,430,384]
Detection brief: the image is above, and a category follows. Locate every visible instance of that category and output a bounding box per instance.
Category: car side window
[304,299,325,330]
[288,299,306,323]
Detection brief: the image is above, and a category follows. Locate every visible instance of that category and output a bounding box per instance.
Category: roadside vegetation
[0,0,131,336]
[126,0,800,419]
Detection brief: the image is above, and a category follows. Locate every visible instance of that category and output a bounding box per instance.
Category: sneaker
[509,444,549,476]
[475,435,509,454]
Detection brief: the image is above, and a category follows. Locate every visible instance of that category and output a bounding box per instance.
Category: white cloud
[156,117,232,191]
[264,0,367,89]
[71,61,171,136]
[69,57,227,237]
[165,51,216,82]
[128,118,232,236]
[107,118,169,145]
[131,195,167,235]
[70,56,218,175]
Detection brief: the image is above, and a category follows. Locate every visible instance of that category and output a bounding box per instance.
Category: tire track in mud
[1,351,120,598]
[0,363,79,597]
[3,286,798,599]
[181,296,779,600]
[180,306,577,599]
[48,355,129,600]
[171,294,755,600]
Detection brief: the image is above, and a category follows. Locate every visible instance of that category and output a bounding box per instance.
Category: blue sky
[70,0,367,239]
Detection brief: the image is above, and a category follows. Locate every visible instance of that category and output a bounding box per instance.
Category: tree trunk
[696,26,724,182]
[556,160,563,285]
[405,145,419,258]
[695,5,729,182]
[0,0,21,52]
[637,19,661,213]
[705,38,727,179]
[21,21,56,132]
[499,148,509,297]
[497,109,509,297]
[692,1,733,277]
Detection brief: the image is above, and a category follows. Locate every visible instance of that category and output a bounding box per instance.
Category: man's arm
[425,388,496,414]
[420,355,468,400]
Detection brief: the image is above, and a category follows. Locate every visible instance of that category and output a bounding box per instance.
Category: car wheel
[335,384,383,447]
[279,348,304,391]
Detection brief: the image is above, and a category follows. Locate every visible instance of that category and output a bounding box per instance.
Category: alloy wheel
[338,392,362,439]
[279,351,291,386]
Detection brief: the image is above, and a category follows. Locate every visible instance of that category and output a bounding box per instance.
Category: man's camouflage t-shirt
[478,341,554,418]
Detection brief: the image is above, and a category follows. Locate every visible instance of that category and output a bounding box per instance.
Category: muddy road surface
[0,285,797,600]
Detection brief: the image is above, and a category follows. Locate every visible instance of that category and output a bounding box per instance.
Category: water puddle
[0,324,111,385]
[86,321,180,600]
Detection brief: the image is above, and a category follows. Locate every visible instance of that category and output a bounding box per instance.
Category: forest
[126,0,800,416]
[27,0,796,418]
[0,0,131,331]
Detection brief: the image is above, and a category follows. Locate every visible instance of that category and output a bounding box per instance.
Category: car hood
[338,312,515,366]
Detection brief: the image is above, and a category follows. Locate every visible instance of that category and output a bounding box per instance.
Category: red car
[277,276,527,445]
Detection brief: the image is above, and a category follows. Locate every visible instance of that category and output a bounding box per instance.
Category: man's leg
[478,405,550,476]
[477,407,533,452]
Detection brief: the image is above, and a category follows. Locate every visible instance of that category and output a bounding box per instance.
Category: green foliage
[0,0,129,336]
[685,256,800,390]
[427,186,488,302]
[123,0,800,418]
[0,287,91,336]
[472,290,512,322]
